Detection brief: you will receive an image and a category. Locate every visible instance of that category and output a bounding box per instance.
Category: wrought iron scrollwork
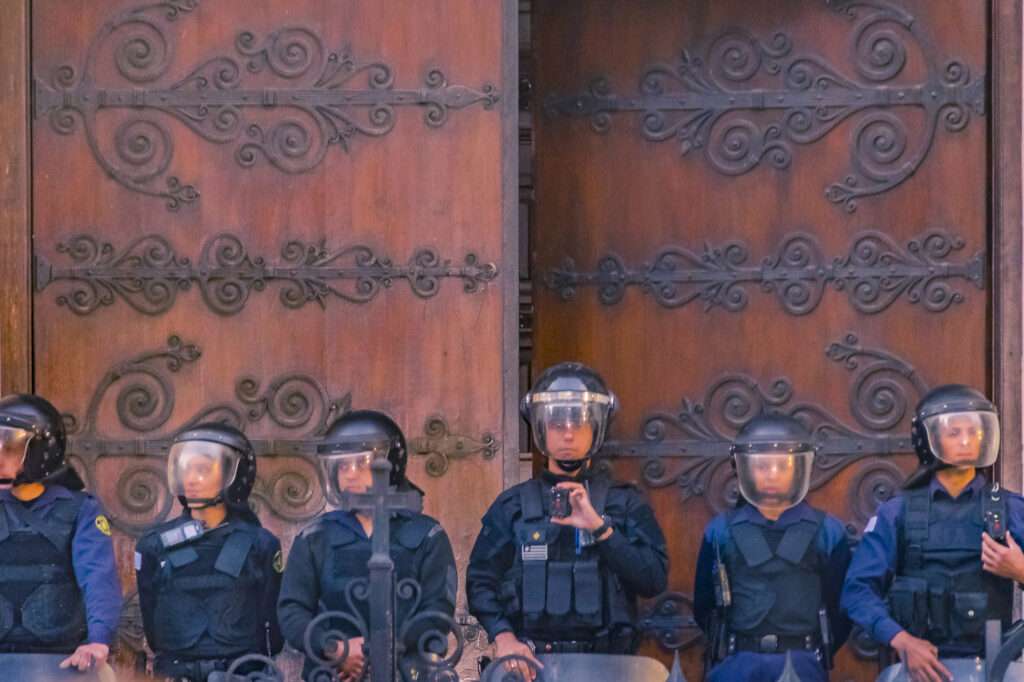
[601,334,923,518]
[35,232,498,316]
[545,229,983,315]
[636,591,702,652]
[543,0,984,211]
[33,1,500,209]
[65,336,501,536]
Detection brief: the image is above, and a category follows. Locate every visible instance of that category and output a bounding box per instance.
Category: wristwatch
[593,515,613,542]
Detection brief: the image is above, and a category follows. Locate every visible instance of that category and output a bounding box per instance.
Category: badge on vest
[94,515,111,536]
[159,520,205,549]
[522,544,548,562]
[273,550,283,573]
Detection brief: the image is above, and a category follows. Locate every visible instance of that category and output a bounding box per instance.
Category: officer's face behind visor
[734,451,813,513]
[925,411,999,468]
[529,399,608,462]
[0,426,31,487]
[168,441,240,506]
[318,443,389,507]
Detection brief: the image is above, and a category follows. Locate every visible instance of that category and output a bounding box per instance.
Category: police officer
[277,410,458,682]
[135,423,283,681]
[466,362,669,679]
[0,393,122,671]
[693,412,852,682]
[842,384,1024,682]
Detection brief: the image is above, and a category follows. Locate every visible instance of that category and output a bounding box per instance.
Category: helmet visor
[525,393,612,461]
[0,427,31,485]
[734,451,813,512]
[167,441,241,502]
[318,441,391,506]
[923,411,999,468]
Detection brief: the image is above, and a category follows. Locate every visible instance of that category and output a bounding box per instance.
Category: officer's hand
[328,636,366,681]
[982,532,1024,581]
[890,631,952,682]
[59,642,109,672]
[494,631,543,682]
[550,482,604,533]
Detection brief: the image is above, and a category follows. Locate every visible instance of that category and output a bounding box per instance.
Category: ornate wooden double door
[9,0,1020,680]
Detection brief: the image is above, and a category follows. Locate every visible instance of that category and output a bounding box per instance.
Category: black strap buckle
[759,634,778,652]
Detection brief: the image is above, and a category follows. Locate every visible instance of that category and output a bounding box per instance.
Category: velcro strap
[775,518,822,564]
[903,489,930,570]
[522,560,546,614]
[214,531,255,578]
[587,477,609,516]
[730,522,773,567]
[521,480,546,522]
[4,502,72,550]
[545,562,572,616]
[573,561,601,615]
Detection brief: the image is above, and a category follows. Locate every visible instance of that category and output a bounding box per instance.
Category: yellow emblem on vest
[532,531,540,540]
[273,550,283,573]
[95,515,111,536]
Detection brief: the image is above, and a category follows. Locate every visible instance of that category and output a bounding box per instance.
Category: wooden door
[530,1,1011,680]
[27,0,517,677]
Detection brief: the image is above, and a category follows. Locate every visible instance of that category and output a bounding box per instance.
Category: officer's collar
[539,469,590,485]
[0,484,67,505]
[930,472,985,499]
[737,500,815,527]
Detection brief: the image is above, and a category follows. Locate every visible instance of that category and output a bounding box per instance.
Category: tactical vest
[503,477,630,640]
[151,521,264,655]
[888,484,1012,651]
[0,494,88,651]
[318,515,434,634]
[723,509,825,637]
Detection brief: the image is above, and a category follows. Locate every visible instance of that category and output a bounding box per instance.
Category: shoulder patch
[94,515,111,536]
[273,549,283,573]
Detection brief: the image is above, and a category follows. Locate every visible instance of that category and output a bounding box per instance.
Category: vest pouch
[951,591,988,640]
[886,576,928,637]
[573,560,601,617]
[21,583,86,644]
[728,577,775,632]
[0,593,13,640]
[545,562,572,616]
[154,591,208,650]
[927,586,949,642]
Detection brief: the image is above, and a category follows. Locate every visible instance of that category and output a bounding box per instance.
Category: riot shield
[878,659,1024,682]
[481,653,670,682]
[0,653,115,681]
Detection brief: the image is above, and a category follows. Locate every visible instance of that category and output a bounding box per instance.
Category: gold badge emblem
[532,531,541,540]
[273,550,283,573]
[95,516,111,536]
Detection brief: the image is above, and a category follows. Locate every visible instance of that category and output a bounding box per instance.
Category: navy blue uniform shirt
[841,474,1024,648]
[0,486,123,646]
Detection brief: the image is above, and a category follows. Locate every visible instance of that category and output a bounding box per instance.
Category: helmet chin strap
[553,457,588,473]
[183,494,224,510]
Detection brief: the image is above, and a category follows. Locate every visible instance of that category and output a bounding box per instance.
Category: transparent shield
[734,451,813,512]
[923,411,1000,468]
[318,446,390,506]
[167,441,241,501]
[526,394,612,461]
[0,427,31,484]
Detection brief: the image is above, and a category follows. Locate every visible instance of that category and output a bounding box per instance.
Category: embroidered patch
[95,515,111,536]
[273,550,284,573]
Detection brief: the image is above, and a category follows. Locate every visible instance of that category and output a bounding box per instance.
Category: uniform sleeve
[596,490,669,597]
[840,500,903,647]
[259,533,285,656]
[402,524,457,655]
[465,500,518,641]
[820,516,853,652]
[692,526,718,636]
[134,534,161,651]
[72,496,123,646]
[277,530,322,654]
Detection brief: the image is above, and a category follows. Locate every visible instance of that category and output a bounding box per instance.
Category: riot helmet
[168,423,256,509]
[0,394,68,487]
[317,410,407,506]
[911,384,998,470]
[520,362,618,473]
[731,412,815,513]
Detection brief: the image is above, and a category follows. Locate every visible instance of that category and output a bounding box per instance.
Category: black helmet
[907,385,998,488]
[520,362,618,473]
[168,423,256,509]
[318,410,408,505]
[730,412,815,511]
[0,394,68,486]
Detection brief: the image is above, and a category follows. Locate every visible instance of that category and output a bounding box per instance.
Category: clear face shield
[923,410,999,468]
[734,451,813,512]
[525,392,612,463]
[317,439,391,507]
[167,440,241,506]
[0,426,32,487]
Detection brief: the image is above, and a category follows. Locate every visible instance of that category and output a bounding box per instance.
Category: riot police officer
[135,423,283,680]
[0,393,122,671]
[842,384,1024,682]
[277,410,458,682]
[466,362,669,679]
[693,412,852,682]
